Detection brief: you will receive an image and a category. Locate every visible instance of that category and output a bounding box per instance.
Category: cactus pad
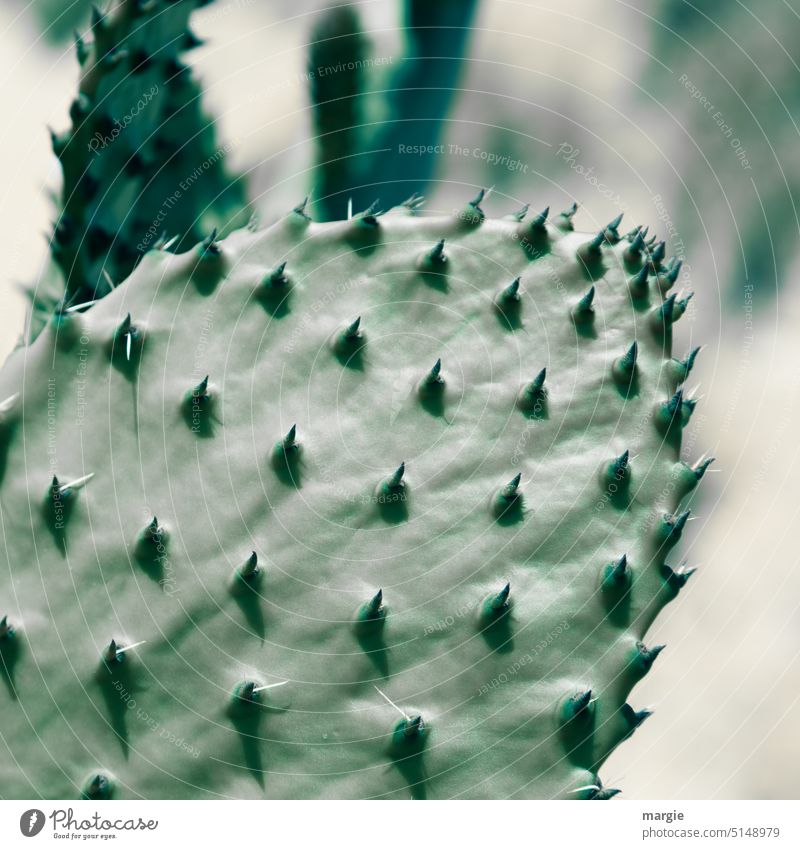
[0,201,707,799]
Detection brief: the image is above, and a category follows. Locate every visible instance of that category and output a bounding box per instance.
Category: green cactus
[31,0,244,335]
[25,0,101,43]
[0,196,709,798]
[308,0,480,219]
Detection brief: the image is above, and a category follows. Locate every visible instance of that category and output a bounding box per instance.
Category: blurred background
[1,0,797,798]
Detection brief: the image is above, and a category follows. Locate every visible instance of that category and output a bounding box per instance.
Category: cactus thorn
[636,641,665,671]
[365,588,384,619]
[90,4,106,30]
[693,456,715,479]
[529,367,547,394]
[115,640,146,657]
[589,230,605,251]
[469,188,486,209]
[155,234,179,252]
[401,192,425,211]
[531,206,549,229]
[0,615,12,639]
[602,554,630,593]
[557,202,578,229]
[501,473,522,500]
[663,563,697,588]
[578,232,604,262]
[375,685,412,722]
[426,239,447,266]
[237,681,259,703]
[667,388,684,417]
[656,293,677,324]
[263,261,289,290]
[84,774,112,800]
[573,286,596,320]
[607,213,624,231]
[490,582,511,611]
[676,292,694,316]
[621,342,638,371]
[622,340,639,369]
[570,689,593,716]
[683,346,702,373]
[64,297,101,314]
[666,259,683,284]
[424,359,443,386]
[629,229,646,252]
[592,787,622,800]
[658,510,691,546]
[388,462,405,489]
[59,473,94,493]
[191,376,210,403]
[116,313,135,360]
[252,680,289,694]
[629,264,649,298]
[674,509,691,532]
[631,707,653,727]
[511,203,529,222]
[403,715,424,738]
[239,552,259,579]
[612,450,630,477]
[284,424,297,448]
[651,240,666,262]
[500,278,521,302]
[103,640,120,664]
[292,197,311,219]
[604,213,624,241]
[357,199,382,225]
[345,316,362,338]
[200,229,220,257]
[87,774,105,794]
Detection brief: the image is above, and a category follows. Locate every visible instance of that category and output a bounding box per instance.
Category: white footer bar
[2,800,797,848]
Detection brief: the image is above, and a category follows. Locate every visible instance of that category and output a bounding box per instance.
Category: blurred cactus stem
[309,0,481,219]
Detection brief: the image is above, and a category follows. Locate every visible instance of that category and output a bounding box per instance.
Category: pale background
[1,0,797,799]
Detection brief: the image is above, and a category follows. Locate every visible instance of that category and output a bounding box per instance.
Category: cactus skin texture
[35,0,243,327]
[0,200,707,799]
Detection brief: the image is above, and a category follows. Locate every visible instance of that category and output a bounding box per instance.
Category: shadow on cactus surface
[0,0,713,800]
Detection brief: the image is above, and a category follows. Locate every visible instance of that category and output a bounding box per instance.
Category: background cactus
[0,193,709,798]
[308,0,480,220]
[28,0,244,337]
